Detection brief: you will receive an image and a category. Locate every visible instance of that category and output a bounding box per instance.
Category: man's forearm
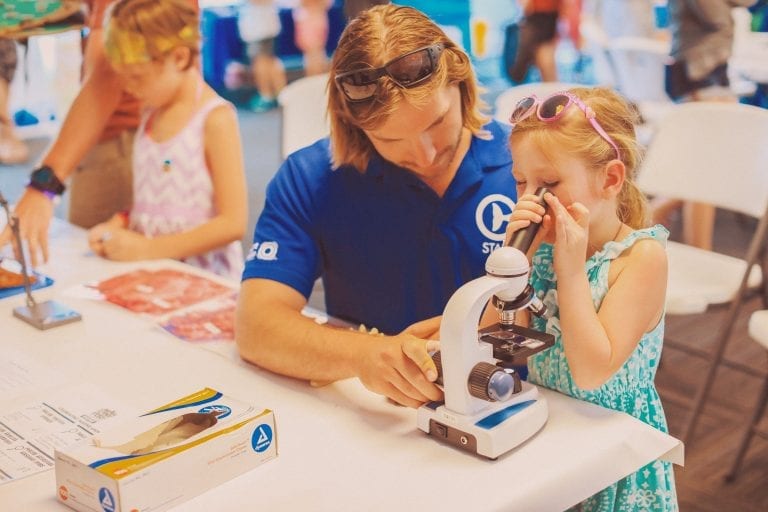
[236,300,375,382]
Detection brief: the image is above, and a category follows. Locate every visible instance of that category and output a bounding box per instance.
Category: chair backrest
[579,19,617,87]
[493,82,582,125]
[608,36,671,103]
[277,73,330,158]
[749,310,768,349]
[731,7,753,51]
[638,102,768,219]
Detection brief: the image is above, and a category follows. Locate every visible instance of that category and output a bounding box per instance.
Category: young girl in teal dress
[505,87,678,511]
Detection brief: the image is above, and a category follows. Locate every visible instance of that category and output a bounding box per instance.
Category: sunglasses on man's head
[334,43,445,102]
[510,92,621,160]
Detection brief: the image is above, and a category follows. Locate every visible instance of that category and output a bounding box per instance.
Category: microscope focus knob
[431,351,444,386]
[468,362,516,402]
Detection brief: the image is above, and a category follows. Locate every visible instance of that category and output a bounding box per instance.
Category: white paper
[0,383,137,484]
[0,349,65,402]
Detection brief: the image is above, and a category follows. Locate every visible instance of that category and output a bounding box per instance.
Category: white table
[0,221,683,511]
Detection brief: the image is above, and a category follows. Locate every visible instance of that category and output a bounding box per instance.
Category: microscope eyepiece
[508,187,549,253]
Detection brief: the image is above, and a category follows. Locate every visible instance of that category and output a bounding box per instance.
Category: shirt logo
[247,241,279,261]
[475,194,516,242]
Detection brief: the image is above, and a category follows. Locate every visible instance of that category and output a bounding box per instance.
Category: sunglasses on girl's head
[334,43,445,102]
[510,92,621,160]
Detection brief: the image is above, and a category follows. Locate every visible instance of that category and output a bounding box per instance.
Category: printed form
[0,351,136,484]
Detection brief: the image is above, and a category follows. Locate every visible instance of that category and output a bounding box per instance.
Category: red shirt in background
[526,0,561,14]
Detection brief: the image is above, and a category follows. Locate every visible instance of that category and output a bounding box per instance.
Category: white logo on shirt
[247,241,279,261]
[475,194,516,243]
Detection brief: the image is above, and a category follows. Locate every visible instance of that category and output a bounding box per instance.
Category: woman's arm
[0,26,126,266]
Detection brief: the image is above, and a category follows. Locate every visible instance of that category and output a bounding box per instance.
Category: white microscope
[417,188,554,459]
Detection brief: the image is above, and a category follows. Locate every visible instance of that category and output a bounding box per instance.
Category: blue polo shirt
[243,120,516,334]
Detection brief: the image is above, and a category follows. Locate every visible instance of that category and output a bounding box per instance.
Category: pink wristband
[27,185,57,201]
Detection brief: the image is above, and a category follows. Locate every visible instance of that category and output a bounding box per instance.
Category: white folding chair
[493,82,582,125]
[277,73,330,159]
[607,36,675,132]
[637,101,768,445]
[608,36,670,104]
[726,309,768,481]
[579,19,618,88]
[728,7,761,97]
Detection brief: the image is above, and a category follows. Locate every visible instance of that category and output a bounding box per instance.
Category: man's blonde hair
[509,87,649,229]
[328,4,488,171]
[105,0,199,68]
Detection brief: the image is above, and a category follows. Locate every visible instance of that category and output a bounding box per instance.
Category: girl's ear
[601,159,626,198]
[170,46,192,70]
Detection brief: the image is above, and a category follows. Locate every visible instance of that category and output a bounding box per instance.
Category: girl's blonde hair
[104,0,199,68]
[328,4,489,171]
[509,87,649,229]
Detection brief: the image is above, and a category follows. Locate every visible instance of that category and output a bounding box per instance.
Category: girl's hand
[93,228,152,261]
[87,222,112,256]
[545,193,590,279]
[88,214,126,256]
[505,191,553,257]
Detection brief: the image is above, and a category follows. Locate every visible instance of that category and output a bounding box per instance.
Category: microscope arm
[440,273,530,415]
[438,188,551,417]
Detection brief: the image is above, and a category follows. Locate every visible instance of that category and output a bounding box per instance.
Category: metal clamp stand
[0,191,82,330]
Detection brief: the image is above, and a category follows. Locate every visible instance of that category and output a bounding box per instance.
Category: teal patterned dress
[527,225,678,512]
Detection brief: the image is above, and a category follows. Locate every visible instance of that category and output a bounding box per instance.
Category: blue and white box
[54,388,277,512]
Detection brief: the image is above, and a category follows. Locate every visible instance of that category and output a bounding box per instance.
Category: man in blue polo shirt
[236,5,517,408]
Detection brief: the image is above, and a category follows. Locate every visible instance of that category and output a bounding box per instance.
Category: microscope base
[417,383,547,459]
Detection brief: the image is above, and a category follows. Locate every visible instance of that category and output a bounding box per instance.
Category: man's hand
[356,334,443,408]
[0,188,54,267]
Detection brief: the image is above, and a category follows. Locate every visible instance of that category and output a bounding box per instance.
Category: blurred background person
[665,0,755,103]
[237,0,286,112]
[0,38,29,165]
[294,0,333,76]
[657,0,756,250]
[508,0,562,83]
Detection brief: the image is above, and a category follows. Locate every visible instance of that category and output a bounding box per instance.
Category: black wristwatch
[28,165,66,196]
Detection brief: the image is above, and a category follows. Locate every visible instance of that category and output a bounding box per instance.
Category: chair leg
[724,367,768,482]
[680,204,768,445]
[679,325,734,445]
[762,249,768,308]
